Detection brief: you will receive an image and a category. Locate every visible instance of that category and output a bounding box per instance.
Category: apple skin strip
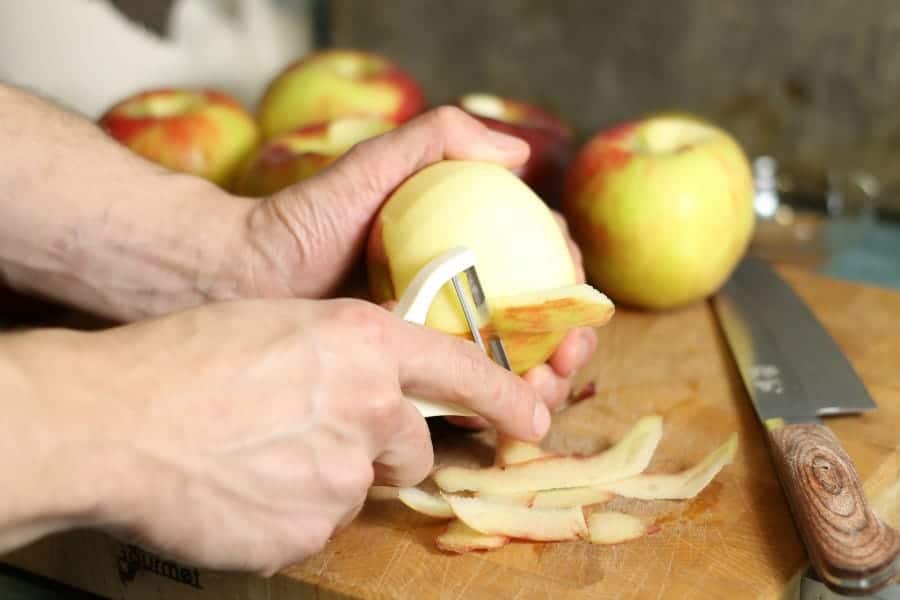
[494,436,552,467]
[436,519,509,553]
[490,284,615,333]
[531,487,615,509]
[492,433,737,507]
[588,511,657,545]
[443,494,588,541]
[598,433,738,500]
[397,487,455,518]
[434,415,663,494]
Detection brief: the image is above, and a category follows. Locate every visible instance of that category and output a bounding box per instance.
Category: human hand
[240,107,596,415]
[8,298,547,574]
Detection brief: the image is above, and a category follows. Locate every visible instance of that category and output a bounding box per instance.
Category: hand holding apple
[257,49,426,139]
[242,106,601,410]
[563,113,755,309]
[99,88,259,188]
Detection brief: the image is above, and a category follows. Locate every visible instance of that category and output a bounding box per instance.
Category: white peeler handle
[393,247,477,418]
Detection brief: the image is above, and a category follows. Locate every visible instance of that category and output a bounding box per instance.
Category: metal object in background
[714,257,899,595]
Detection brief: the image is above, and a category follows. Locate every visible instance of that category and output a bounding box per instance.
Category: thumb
[266,108,529,291]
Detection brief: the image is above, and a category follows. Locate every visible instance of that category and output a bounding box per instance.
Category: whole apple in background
[367,160,614,374]
[257,49,426,139]
[562,113,755,310]
[233,117,395,197]
[456,93,574,205]
[99,89,259,188]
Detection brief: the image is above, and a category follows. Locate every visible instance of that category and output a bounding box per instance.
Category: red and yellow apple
[257,49,425,139]
[456,93,574,204]
[562,113,755,310]
[99,88,259,188]
[366,160,614,374]
[233,116,395,196]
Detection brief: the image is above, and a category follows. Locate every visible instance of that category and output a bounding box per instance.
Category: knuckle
[326,300,384,341]
[428,105,473,131]
[363,386,404,425]
[324,455,374,500]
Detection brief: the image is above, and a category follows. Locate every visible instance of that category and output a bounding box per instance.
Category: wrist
[1,173,259,321]
[0,330,133,549]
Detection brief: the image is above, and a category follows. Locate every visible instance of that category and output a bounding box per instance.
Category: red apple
[232,117,395,197]
[456,93,574,204]
[257,49,425,139]
[99,88,259,188]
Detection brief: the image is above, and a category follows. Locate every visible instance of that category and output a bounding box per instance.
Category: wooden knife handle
[768,422,899,595]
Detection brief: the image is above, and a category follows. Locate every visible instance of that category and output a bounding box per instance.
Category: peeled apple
[366,160,614,373]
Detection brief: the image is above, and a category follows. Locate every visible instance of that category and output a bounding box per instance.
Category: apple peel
[494,437,552,467]
[532,487,615,509]
[489,284,614,333]
[397,487,454,519]
[434,415,663,494]
[601,433,738,500]
[443,494,588,541]
[436,520,509,554]
[588,511,656,545]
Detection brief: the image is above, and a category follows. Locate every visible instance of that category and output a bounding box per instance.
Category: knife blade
[713,256,900,595]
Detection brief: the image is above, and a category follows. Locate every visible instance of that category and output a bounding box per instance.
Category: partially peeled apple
[366,160,614,373]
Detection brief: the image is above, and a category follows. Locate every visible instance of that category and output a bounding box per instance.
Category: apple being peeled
[366,160,614,374]
[563,114,755,310]
[258,49,425,138]
[99,88,258,188]
[233,117,394,196]
[456,93,574,205]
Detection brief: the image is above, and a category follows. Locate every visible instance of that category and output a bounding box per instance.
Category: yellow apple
[563,114,755,310]
[232,117,395,196]
[366,160,614,373]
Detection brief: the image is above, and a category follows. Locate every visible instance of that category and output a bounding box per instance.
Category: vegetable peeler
[393,246,512,418]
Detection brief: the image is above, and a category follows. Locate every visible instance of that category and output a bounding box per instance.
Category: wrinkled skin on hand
[242,107,597,418]
[39,298,548,575]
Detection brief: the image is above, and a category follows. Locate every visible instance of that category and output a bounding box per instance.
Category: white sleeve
[0,0,312,118]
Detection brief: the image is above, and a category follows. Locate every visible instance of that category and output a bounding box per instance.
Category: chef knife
[713,256,899,595]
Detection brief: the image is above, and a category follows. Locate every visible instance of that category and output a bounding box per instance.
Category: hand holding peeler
[392,247,512,418]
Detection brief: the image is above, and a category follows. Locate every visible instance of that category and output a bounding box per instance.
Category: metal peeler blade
[393,247,512,417]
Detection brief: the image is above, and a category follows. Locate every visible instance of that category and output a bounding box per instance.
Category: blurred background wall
[331,0,900,216]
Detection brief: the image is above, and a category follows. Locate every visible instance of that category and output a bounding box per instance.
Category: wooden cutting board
[4,267,900,599]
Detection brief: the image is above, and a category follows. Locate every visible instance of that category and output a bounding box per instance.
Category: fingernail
[485,129,529,152]
[532,401,551,438]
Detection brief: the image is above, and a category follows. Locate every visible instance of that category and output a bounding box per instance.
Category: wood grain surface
[768,423,899,593]
[275,268,900,599]
[4,267,899,599]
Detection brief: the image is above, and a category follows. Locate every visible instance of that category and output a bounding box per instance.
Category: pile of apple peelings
[374,416,738,553]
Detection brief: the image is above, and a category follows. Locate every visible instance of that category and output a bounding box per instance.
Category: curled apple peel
[531,487,615,509]
[434,415,663,494]
[436,520,509,554]
[443,494,588,541]
[600,433,738,500]
[376,418,736,554]
[494,436,552,467]
[397,487,454,519]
